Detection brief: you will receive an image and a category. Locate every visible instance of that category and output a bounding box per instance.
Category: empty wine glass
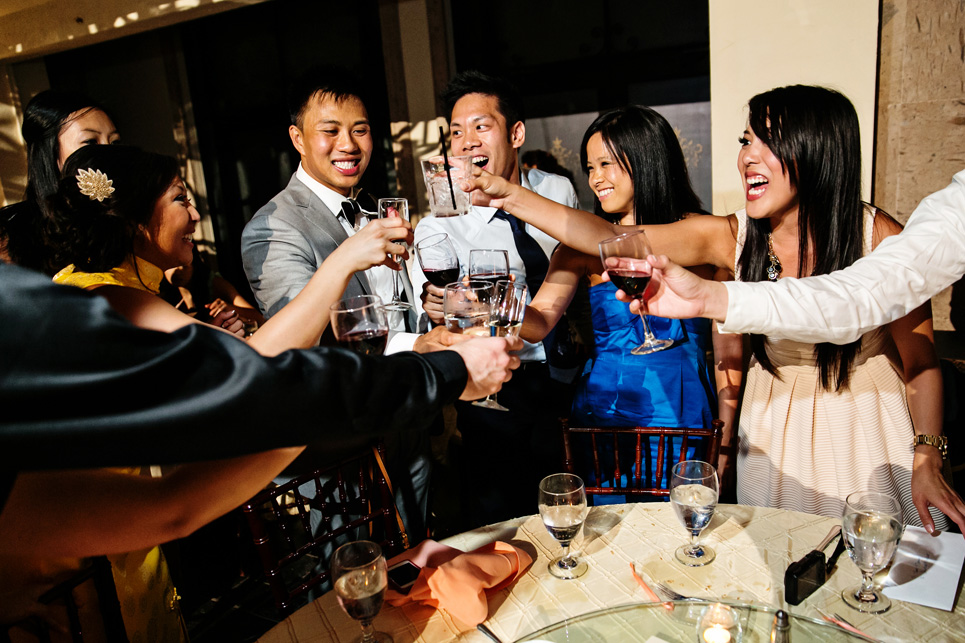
[442,281,492,337]
[331,540,392,643]
[841,491,903,614]
[670,460,719,566]
[469,249,509,302]
[473,280,528,411]
[538,473,589,579]
[416,233,461,288]
[377,198,412,311]
[598,230,672,354]
[330,295,390,356]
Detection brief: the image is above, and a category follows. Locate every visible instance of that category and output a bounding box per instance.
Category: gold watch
[913,434,948,460]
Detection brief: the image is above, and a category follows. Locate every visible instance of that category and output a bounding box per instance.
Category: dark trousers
[456,362,574,528]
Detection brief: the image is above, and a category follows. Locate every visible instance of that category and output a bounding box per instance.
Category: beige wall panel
[901,0,965,103]
[709,1,880,216]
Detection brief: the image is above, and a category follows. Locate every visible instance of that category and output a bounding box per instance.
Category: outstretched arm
[519,246,585,343]
[463,167,735,269]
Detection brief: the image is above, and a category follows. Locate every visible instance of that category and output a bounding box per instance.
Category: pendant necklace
[766,233,783,281]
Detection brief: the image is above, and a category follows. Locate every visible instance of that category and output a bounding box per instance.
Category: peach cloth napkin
[384,539,532,626]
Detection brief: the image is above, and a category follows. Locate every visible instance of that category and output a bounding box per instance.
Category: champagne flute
[598,230,672,354]
[473,280,528,411]
[841,491,903,614]
[442,281,492,337]
[331,540,392,643]
[330,295,389,356]
[377,198,412,311]
[538,473,589,580]
[670,460,719,566]
[416,233,461,288]
[469,249,510,304]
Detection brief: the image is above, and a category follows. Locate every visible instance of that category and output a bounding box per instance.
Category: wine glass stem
[637,309,658,343]
[560,543,571,565]
[360,618,376,643]
[859,572,877,600]
[392,261,402,302]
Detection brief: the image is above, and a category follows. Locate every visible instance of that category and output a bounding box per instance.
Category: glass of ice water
[538,473,589,579]
[670,460,719,566]
[841,491,903,614]
[331,540,392,643]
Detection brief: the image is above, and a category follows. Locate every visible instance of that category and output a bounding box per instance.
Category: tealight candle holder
[696,603,742,643]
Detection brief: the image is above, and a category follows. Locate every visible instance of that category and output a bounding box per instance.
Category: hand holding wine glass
[331,540,392,643]
[538,473,589,579]
[670,460,719,566]
[473,280,527,411]
[841,491,903,614]
[330,295,390,356]
[599,230,672,354]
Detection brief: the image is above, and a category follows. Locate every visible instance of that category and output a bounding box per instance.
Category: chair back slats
[241,441,405,616]
[560,419,724,501]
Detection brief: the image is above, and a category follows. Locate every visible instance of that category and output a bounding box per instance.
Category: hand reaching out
[448,336,523,400]
[606,254,728,322]
[421,282,446,326]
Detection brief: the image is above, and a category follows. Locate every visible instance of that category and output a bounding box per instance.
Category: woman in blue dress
[519,106,741,497]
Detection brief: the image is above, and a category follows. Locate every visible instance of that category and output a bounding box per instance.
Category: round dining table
[256,503,965,643]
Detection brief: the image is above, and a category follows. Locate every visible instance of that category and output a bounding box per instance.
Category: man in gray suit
[242,67,430,543]
[242,66,417,345]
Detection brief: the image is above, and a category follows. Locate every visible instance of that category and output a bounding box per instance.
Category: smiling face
[57,108,120,170]
[136,178,200,270]
[450,93,525,187]
[585,132,634,220]
[290,92,372,196]
[738,124,798,221]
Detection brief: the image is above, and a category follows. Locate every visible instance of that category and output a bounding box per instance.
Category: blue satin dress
[569,281,717,500]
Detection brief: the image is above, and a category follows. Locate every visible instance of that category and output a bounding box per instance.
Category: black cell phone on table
[387,559,421,595]
[784,525,846,605]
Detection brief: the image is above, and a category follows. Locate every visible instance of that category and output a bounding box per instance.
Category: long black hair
[48,145,180,274]
[580,105,705,225]
[5,90,116,274]
[738,85,865,391]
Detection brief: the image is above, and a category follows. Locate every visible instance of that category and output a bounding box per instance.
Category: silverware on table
[651,580,693,601]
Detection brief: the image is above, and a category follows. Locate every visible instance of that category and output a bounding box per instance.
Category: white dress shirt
[411,168,581,362]
[720,168,965,344]
[295,164,418,352]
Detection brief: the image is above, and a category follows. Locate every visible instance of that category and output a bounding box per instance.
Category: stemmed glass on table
[598,229,672,355]
[670,460,719,566]
[330,295,390,356]
[415,233,461,288]
[331,540,392,643]
[377,198,412,312]
[538,473,589,579]
[472,280,528,411]
[841,491,903,614]
[469,249,510,303]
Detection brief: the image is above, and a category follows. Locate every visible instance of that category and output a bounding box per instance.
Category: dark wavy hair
[580,105,706,225]
[6,90,116,274]
[738,85,865,391]
[47,145,180,274]
[441,70,525,136]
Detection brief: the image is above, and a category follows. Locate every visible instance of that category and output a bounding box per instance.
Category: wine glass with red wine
[416,233,461,288]
[598,230,672,354]
[330,295,390,356]
[331,540,392,643]
[469,249,509,305]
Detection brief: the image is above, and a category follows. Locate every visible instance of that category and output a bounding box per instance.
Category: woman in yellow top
[38,144,412,642]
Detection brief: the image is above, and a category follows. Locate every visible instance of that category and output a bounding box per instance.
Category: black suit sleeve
[0,264,467,471]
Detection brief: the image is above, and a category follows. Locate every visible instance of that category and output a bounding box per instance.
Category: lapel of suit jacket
[289,176,372,295]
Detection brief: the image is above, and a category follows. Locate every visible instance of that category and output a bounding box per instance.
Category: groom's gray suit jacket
[242,174,415,330]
